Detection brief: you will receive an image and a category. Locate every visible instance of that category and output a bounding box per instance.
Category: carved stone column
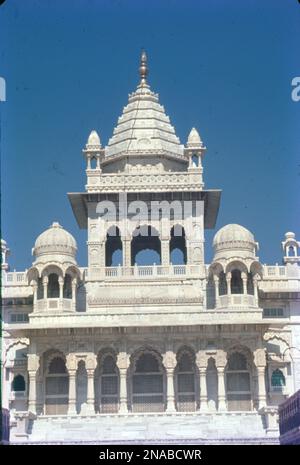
[123,238,131,267]
[27,354,40,414]
[116,352,129,413]
[68,370,77,415]
[216,351,227,412]
[241,272,248,295]
[162,351,177,413]
[253,274,259,304]
[213,275,220,308]
[196,352,208,412]
[58,276,64,299]
[217,367,227,411]
[86,354,97,414]
[161,239,170,266]
[226,272,231,296]
[42,276,48,300]
[254,348,267,409]
[66,354,77,415]
[71,278,77,311]
[31,280,38,306]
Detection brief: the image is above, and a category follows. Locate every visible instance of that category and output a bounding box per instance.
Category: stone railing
[3,271,27,286]
[263,266,287,278]
[217,294,257,308]
[86,171,204,193]
[34,298,73,312]
[85,264,202,281]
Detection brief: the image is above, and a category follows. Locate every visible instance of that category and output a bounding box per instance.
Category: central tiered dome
[105,51,184,158]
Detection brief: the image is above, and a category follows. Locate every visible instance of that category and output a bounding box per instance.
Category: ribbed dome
[213,224,257,258]
[33,222,77,261]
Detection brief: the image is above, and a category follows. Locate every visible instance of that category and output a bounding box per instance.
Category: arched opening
[131,226,161,266]
[288,245,296,257]
[90,157,97,169]
[175,349,196,412]
[63,274,72,298]
[218,271,227,296]
[170,225,187,265]
[47,273,59,298]
[37,277,43,300]
[247,272,254,295]
[206,358,218,411]
[76,360,87,414]
[12,374,25,392]
[271,369,286,391]
[231,270,243,294]
[131,351,164,412]
[105,226,123,266]
[192,154,199,167]
[45,356,69,415]
[98,354,119,413]
[226,352,252,411]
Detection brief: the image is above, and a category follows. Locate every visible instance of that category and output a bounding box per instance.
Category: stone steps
[17,412,278,444]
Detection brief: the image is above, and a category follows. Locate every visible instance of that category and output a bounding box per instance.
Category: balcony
[217,294,257,308]
[9,391,27,401]
[35,298,74,312]
[85,264,203,281]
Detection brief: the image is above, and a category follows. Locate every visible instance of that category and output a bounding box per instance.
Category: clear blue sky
[1,0,299,270]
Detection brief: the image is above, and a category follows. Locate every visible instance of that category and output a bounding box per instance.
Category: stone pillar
[162,351,177,413]
[27,354,39,414]
[42,276,48,299]
[68,370,77,415]
[86,369,95,414]
[226,272,231,296]
[242,272,248,295]
[123,238,131,267]
[59,276,64,299]
[66,354,77,415]
[253,274,259,304]
[216,351,227,412]
[32,280,38,306]
[199,367,208,412]
[196,352,208,412]
[213,275,220,308]
[254,348,267,410]
[161,239,170,267]
[71,278,77,311]
[86,354,97,414]
[257,367,267,409]
[217,367,227,411]
[117,352,129,413]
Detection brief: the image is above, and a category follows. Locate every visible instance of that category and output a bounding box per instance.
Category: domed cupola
[213,224,258,261]
[32,222,77,265]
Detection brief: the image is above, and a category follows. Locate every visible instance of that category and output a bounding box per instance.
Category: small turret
[185,127,206,171]
[282,232,300,265]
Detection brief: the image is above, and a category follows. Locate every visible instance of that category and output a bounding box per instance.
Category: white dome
[187,127,202,147]
[86,130,101,150]
[33,222,77,261]
[213,224,257,258]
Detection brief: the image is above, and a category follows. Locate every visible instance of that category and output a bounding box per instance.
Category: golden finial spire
[139,50,148,86]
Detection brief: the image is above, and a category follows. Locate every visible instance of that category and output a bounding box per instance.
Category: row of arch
[106,225,187,266]
[15,347,286,415]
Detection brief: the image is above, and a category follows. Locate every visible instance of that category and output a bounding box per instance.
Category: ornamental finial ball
[139,50,148,86]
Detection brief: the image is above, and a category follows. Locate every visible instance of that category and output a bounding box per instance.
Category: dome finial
[139,49,148,86]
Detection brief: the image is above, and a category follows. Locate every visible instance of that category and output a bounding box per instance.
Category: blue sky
[1,0,299,270]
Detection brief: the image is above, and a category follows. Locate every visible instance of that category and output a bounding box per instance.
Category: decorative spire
[139,50,148,87]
